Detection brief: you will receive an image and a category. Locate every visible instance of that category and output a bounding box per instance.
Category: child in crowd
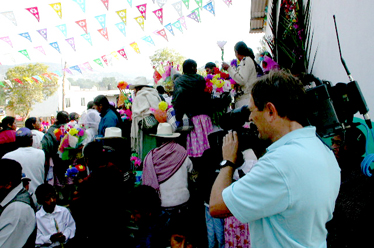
[35,184,76,247]
[168,213,196,248]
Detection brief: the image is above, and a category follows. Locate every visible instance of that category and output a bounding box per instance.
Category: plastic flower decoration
[75,164,86,172]
[153,61,181,92]
[150,101,170,123]
[204,68,236,98]
[56,123,87,160]
[65,165,79,178]
[130,153,142,171]
[117,81,129,90]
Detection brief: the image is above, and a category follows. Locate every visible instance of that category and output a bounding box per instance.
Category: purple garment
[262,56,280,73]
[142,141,188,191]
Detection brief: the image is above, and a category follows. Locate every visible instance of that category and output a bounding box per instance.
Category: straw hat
[128,76,151,90]
[96,127,123,139]
[150,123,180,138]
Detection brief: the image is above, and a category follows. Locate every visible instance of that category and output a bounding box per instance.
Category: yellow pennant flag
[23,77,33,84]
[116,9,127,25]
[49,3,62,19]
[111,51,120,60]
[134,16,145,31]
[130,42,140,54]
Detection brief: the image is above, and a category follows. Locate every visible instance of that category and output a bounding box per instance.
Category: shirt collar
[0,183,23,207]
[266,126,316,152]
[39,205,62,217]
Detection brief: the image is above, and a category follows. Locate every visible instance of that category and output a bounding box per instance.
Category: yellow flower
[158,101,168,111]
[69,128,78,136]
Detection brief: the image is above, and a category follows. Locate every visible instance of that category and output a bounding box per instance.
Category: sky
[0,0,264,79]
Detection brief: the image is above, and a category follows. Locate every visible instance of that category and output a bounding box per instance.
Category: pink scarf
[142,141,188,191]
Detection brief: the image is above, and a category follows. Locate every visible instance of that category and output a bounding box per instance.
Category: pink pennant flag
[136,4,147,20]
[37,28,48,41]
[25,7,40,22]
[34,46,46,55]
[63,68,73,75]
[101,55,109,66]
[83,62,93,71]
[75,19,88,34]
[178,16,187,30]
[117,48,128,59]
[101,0,109,10]
[65,37,76,51]
[98,28,109,41]
[157,29,168,42]
[223,0,232,7]
[0,36,13,48]
[153,8,163,25]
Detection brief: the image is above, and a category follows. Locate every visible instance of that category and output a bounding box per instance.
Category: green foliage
[5,63,59,118]
[149,48,186,71]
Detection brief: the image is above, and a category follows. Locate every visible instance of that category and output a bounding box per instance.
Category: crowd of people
[1,41,373,248]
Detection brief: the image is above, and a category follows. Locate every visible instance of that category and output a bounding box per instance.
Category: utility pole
[62,61,67,111]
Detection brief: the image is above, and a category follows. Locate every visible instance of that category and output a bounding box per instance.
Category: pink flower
[134,159,141,167]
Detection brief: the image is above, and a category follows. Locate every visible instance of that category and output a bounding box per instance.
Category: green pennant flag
[0,81,5,87]
[193,8,201,22]
[194,0,203,9]
[172,20,183,33]
[19,49,31,60]
[93,58,104,67]
[182,0,190,9]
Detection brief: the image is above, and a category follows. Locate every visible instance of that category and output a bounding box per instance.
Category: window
[66,98,71,108]
[81,97,85,106]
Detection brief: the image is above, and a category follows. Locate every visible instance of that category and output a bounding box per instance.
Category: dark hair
[251,70,307,124]
[0,159,22,186]
[25,117,37,130]
[94,95,122,123]
[205,62,216,69]
[0,116,15,131]
[16,127,33,147]
[35,183,56,205]
[234,41,255,59]
[182,59,197,74]
[69,112,79,121]
[55,111,69,125]
[87,101,94,110]
[83,141,107,171]
[156,85,166,95]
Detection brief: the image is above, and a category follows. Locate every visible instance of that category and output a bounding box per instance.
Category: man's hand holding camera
[222,130,239,167]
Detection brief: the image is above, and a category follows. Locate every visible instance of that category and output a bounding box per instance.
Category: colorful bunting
[25,7,40,22]
[0,11,17,26]
[50,42,61,54]
[56,24,67,37]
[81,33,92,45]
[130,42,140,54]
[193,8,201,22]
[203,2,215,16]
[172,1,183,17]
[164,23,175,36]
[182,0,190,9]
[49,3,62,19]
[95,14,106,29]
[63,68,73,75]
[116,9,127,25]
[194,0,203,9]
[141,36,155,46]
[14,78,23,84]
[37,28,48,41]
[23,77,34,84]
[156,29,168,41]
[136,4,147,19]
[117,48,128,59]
[172,20,183,33]
[157,0,167,8]
[70,65,82,74]
[115,23,126,37]
[34,46,46,55]
[31,76,39,83]
[42,73,52,80]
[127,0,132,7]
[187,11,199,23]
[134,16,145,31]
[98,28,109,41]
[153,8,163,25]
[101,0,109,10]
[93,58,104,67]
[0,36,13,48]
[101,55,109,66]
[19,49,30,60]
[34,76,45,83]
[72,0,86,13]
[83,62,93,71]
[111,51,120,60]
[4,80,12,88]
[76,19,88,34]
[178,16,187,30]
[223,0,232,7]
[19,32,32,42]
[66,37,76,51]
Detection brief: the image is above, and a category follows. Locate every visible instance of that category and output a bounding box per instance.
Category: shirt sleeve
[222,156,290,223]
[61,208,76,242]
[227,58,253,86]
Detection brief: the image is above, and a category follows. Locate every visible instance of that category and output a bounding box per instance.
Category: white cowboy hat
[150,123,180,138]
[96,127,123,139]
[128,76,152,90]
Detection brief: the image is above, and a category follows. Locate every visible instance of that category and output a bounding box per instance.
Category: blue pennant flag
[49,42,61,53]
[70,65,82,74]
[81,33,92,45]
[19,32,32,42]
[164,23,175,36]
[56,24,67,37]
[141,36,155,46]
[203,2,215,16]
[95,14,106,29]
[115,22,126,37]
[72,0,86,13]
[53,70,63,77]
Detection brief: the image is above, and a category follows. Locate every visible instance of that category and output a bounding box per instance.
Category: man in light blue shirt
[210,70,341,248]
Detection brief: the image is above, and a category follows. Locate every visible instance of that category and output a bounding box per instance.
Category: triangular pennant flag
[34,46,46,55]
[23,77,34,84]
[37,28,48,41]
[193,8,201,22]
[72,0,86,13]
[19,32,32,42]
[81,33,92,45]
[4,80,12,87]
[31,76,39,83]
[76,19,88,34]
[63,68,73,75]
[101,0,109,10]
[49,3,62,19]
[156,29,168,41]
[56,24,67,37]
[25,7,40,22]
[95,14,106,29]
[136,4,147,19]
[153,8,163,25]
[187,11,199,23]
[223,0,232,7]
[70,65,82,74]
[51,71,61,77]
[19,49,31,60]
[101,55,109,66]
[35,76,45,83]
[0,36,13,48]
[117,48,128,59]
[172,1,183,17]
[98,28,109,41]
[178,16,187,30]
[0,11,17,26]
[130,42,140,54]
[14,78,23,84]
[157,0,167,8]
[172,20,183,33]
[115,23,126,37]
[182,0,190,9]
[93,58,104,67]
[194,0,203,9]
[111,51,120,60]
[164,23,175,36]
[134,16,145,31]
[50,42,61,54]
[203,2,215,16]
[83,62,93,71]
[116,9,127,25]
[65,37,76,51]
[42,73,52,80]
[127,0,132,7]
[141,36,155,45]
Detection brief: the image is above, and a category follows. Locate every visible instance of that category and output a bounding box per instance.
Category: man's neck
[271,119,303,143]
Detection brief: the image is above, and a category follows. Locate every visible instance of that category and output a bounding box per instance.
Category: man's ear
[265,102,278,119]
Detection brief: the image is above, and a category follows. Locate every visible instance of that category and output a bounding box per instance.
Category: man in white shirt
[3,128,45,206]
[0,158,36,248]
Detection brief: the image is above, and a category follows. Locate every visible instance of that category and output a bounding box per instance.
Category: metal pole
[62,61,67,111]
